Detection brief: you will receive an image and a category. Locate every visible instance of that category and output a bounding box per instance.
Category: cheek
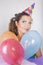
[17,24,23,31]
[19,24,24,29]
[30,26,31,29]
[28,25,31,30]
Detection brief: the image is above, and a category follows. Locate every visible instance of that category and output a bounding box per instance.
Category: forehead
[20,15,32,21]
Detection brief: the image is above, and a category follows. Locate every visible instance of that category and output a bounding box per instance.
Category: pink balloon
[0,39,24,65]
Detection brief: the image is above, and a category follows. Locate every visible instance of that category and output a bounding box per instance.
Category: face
[16,15,32,35]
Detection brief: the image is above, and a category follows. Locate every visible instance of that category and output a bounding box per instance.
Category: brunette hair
[9,12,30,35]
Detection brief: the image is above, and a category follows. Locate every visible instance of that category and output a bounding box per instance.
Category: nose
[25,24,31,30]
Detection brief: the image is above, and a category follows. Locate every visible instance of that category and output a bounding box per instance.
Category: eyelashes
[22,21,26,23]
[29,22,32,24]
[22,21,32,24]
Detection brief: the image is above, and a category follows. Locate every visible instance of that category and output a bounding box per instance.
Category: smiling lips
[24,28,29,31]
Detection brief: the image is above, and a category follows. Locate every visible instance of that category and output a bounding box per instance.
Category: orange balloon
[0,31,18,43]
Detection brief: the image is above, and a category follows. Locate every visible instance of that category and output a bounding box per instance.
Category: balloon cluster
[0,30,42,65]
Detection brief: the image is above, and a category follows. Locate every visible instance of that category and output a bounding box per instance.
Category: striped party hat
[23,3,35,16]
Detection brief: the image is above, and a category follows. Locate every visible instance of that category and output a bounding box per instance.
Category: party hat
[23,3,35,16]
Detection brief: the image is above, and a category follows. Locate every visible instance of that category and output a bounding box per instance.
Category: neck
[17,31,24,41]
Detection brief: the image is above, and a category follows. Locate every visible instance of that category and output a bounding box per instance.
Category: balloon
[0,39,24,65]
[0,31,18,44]
[28,57,43,65]
[20,30,42,59]
[0,58,36,65]
[21,59,36,65]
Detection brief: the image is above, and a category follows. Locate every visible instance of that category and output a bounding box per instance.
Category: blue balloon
[20,30,42,59]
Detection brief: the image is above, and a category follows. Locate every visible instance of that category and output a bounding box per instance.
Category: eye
[22,21,26,23]
[28,22,32,24]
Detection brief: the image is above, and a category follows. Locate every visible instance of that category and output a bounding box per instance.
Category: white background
[0,0,43,54]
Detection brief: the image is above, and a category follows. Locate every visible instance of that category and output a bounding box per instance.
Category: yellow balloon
[0,31,18,43]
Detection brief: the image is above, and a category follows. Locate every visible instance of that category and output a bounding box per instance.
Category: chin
[23,31,28,34]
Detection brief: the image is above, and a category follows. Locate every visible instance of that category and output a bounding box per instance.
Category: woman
[9,12,42,58]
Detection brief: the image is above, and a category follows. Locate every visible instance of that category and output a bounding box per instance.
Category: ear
[15,21,19,27]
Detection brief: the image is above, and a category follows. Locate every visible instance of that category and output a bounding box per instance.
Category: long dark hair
[9,12,30,35]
